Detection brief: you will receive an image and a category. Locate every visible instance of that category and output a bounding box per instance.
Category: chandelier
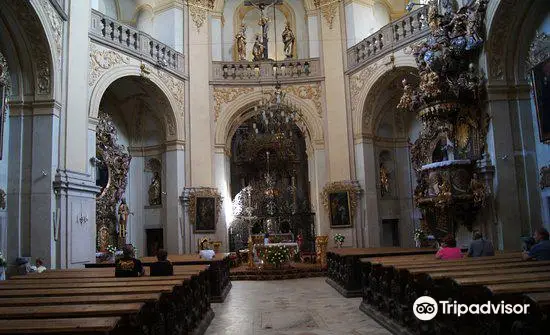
[251,83,302,138]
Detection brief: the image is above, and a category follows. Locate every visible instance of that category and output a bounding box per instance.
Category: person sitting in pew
[467,231,495,257]
[115,244,145,277]
[30,258,47,273]
[150,249,173,276]
[435,234,463,260]
[522,227,550,261]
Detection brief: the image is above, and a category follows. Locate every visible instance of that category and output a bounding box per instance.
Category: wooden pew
[0,293,161,307]
[326,247,436,297]
[0,317,121,334]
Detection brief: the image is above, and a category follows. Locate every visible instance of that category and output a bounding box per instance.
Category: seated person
[150,249,173,276]
[467,231,495,257]
[30,258,47,273]
[16,258,32,275]
[435,234,462,260]
[264,233,270,245]
[115,244,144,277]
[523,227,550,261]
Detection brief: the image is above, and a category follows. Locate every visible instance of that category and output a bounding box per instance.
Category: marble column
[311,147,328,237]
[319,2,352,181]
[354,138,380,247]
[213,149,231,252]
[164,146,185,254]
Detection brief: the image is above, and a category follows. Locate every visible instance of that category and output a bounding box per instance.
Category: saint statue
[282,22,295,59]
[118,199,129,238]
[148,172,161,206]
[235,24,247,61]
[380,164,390,197]
[252,34,265,61]
[98,225,110,252]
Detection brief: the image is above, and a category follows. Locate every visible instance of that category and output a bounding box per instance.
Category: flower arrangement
[0,252,6,267]
[106,245,117,255]
[262,246,291,267]
[414,229,425,241]
[334,234,345,244]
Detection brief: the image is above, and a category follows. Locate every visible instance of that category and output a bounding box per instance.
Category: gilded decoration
[95,111,132,250]
[89,43,130,87]
[314,0,340,30]
[187,187,222,233]
[315,235,328,267]
[213,87,255,120]
[11,0,52,95]
[541,166,550,190]
[281,83,322,117]
[321,180,361,228]
[40,0,63,66]
[187,0,215,32]
[156,69,185,117]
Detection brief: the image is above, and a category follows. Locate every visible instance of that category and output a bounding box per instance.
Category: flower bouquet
[334,234,345,248]
[413,229,425,247]
[263,245,291,268]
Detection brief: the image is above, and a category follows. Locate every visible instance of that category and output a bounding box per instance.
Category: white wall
[345,1,390,48]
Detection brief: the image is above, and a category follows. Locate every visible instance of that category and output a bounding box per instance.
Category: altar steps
[230,264,326,281]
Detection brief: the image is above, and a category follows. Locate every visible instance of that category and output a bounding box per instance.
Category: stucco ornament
[213,87,254,120]
[88,43,130,87]
[188,0,214,32]
[314,0,340,30]
[40,0,63,67]
[156,69,185,118]
[281,83,322,117]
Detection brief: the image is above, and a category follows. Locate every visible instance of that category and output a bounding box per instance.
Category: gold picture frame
[188,188,222,233]
[321,181,361,228]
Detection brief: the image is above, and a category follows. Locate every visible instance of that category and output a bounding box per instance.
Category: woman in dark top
[150,249,173,276]
[115,244,144,277]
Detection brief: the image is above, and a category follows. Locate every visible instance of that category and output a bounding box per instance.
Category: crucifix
[244,0,282,60]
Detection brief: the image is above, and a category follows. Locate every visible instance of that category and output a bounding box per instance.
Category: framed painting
[194,196,217,233]
[532,58,550,142]
[328,191,352,228]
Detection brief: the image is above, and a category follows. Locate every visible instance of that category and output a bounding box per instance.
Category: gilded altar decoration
[0,189,5,210]
[97,225,110,252]
[235,24,247,61]
[379,164,390,197]
[187,187,222,233]
[282,21,295,59]
[321,181,361,228]
[96,111,132,250]
[315,235,328,268]
[397,0,490,238]
[540,166,550,190]
[187,0,214,32]
[148,172,162,206]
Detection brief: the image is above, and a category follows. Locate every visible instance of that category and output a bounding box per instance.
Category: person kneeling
[150,249,173,276]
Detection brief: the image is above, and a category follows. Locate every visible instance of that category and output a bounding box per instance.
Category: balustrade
[347,5,429,71]
[89,9,185,77]
[212,58,322,84]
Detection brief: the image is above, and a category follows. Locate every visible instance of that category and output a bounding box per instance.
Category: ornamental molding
[0,52,10,93]
[11,0,52,95]
[320,180,362,226]
[88,43,130,87]
[187,0,214,32]
[488,0,521,81]
[155,68,185,118]
[350,63,376,127]
[315,0,341,30]
[213,87,255,120]
[281,83,323,117]
[40,0,63,67]
[527,31,550,70]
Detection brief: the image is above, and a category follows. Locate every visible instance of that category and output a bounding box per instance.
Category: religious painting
[532,58,550,142]
[328,191,352,228]
[194,196,217,233]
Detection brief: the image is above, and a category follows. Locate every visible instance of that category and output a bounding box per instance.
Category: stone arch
[485,0,550,85]
[0,0,56,101]
[88,64,184,141]
[215,90,324,154]
[352,54,417,138]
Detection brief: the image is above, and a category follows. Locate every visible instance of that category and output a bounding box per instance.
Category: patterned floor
[205,277,390,335]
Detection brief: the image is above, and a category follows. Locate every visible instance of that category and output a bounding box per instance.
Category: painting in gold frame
[194,196,217,233]
[328,191,352,228]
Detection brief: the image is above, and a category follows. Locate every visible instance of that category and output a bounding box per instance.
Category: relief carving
[89,43,130,87]
[527,31,550,70]
[281,83,322,117]
[40,0,63,67]
[315,0,340,30]
[213,87,254,120]
[156,69,185,117]
[188,0,214,32]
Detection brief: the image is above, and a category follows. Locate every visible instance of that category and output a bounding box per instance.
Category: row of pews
[359,252,550,335]
[0,264,215,335]
[326,248,436,297]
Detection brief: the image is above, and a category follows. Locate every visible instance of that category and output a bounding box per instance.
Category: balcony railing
[347,5,429,72]
[89,9,185,77]
[211,58,322,84]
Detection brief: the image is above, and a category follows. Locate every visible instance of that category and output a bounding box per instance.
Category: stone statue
[235,24,247,61]
[380,164,390,197]
[148,172,161,206]
[118,198,129,238]
[282,22,295,59]
[252,34,265,61]
[98,225,110,252]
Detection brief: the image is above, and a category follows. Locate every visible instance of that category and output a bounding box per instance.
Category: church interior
[0,0,549,334]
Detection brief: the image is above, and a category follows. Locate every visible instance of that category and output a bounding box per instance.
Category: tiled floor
[205,278,391,335]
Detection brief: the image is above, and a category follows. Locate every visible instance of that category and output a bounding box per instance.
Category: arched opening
[95,75,177,258]
[227,105,315,253]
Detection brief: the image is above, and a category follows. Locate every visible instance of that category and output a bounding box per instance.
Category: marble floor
[205,278,391,335]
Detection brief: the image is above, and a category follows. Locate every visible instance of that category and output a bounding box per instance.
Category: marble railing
[211,58,322,84]
[347,5,429,71]
[89,9,185,77]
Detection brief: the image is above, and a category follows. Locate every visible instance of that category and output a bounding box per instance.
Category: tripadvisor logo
[413,296,530,321]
